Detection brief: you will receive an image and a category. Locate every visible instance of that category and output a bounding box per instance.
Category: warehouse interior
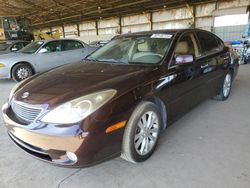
[1,0,249,42]
[0,0,250,188]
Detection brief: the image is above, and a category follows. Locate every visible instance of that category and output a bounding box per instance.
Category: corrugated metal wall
[34,0,250,43]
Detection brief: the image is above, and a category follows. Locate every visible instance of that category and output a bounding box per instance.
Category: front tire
[12,63,33,82]
[121,101,161,163]
[213,72,232,101]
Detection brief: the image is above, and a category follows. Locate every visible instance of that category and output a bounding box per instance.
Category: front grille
[11,100,42,123]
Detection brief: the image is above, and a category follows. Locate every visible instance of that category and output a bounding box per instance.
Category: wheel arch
[142,96,168,130]
[10,61,36,78]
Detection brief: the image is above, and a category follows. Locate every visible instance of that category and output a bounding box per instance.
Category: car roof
[115,28,208,38]
[36,38,85,43]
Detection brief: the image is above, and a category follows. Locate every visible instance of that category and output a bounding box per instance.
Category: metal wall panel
[153,7,192,22]
[122,14,149,26]
[196,17,213,31]
[218,0,250,9]
[98,18,119,28]
[122,24,150,33]
[214,25,247,40]
[196,3,216,17]
[153,20,191,30]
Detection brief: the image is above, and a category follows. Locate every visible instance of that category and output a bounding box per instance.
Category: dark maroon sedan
[2,29,238,167]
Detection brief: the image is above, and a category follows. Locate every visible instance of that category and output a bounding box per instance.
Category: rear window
[196,31,220,55]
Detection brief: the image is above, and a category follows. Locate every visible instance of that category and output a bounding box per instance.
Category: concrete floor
[0,66,250,188]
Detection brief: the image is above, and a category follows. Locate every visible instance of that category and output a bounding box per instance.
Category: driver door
[162,32,207,121]
[35,40,65,72]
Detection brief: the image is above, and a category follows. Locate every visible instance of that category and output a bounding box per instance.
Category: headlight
[41,89,117,124]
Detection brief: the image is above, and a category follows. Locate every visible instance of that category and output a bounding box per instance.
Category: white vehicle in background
[0,39,97,82]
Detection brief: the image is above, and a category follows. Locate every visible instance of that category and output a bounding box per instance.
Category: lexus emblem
[21,92,30,99]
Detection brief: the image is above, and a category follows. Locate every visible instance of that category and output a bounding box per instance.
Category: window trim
[168,31,200,69]
[195,30,224,60]
[62,40,84,52]
[40,40,63,53]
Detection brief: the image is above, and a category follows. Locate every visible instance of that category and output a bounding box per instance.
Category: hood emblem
[21,92,30,99]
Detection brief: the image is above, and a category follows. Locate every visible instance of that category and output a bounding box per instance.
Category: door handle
[201,64,209,69]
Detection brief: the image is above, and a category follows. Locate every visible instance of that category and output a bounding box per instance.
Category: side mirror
[175,54,194,65]
[38,48,48,53]
[11,47,18,52]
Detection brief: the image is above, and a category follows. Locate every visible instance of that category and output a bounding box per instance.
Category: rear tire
[12,63,33,82]
[121,101,161,163]
[213,72,232,101]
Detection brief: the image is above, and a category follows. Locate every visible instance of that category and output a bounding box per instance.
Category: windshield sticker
[151,34,173,39]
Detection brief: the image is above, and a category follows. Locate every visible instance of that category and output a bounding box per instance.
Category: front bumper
[2,102,123,167]
[0,66,10,79]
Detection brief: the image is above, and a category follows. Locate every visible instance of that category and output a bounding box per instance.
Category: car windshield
[87,34,173,65]
[0,42,11,51]
[19,41,44,54]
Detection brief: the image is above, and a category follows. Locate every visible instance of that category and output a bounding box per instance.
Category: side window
[196,31,220,55]
[63,40,83,51]
[215,37,225,50]
[172,33,200,65]
[11,42,24,51]
[23,42,30,47]
[42,41,62,53]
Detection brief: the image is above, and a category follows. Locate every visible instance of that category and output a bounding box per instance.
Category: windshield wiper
[97,58,128,64]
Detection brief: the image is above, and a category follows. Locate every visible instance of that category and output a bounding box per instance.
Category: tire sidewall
[123,102,162,162]
[12,64,33,82]
[221,72,233,100]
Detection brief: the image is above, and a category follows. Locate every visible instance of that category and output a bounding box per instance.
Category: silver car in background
[0,40,30,55]
[0,39,97,82]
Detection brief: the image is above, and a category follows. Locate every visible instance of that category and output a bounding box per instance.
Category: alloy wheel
[17,67,30,80]
[134,111,159,156]
[223,73,232,97]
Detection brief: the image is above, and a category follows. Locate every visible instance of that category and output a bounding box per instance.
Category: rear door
[62,40,86,64]
[195,31,229,97]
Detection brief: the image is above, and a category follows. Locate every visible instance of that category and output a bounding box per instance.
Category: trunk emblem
[21,92,30,99]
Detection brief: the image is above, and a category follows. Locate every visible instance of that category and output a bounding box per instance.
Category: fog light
[66,151,77,162]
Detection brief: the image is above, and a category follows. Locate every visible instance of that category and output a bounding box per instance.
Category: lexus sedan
[0,39,96,82]
[0,40,30,55]
[2,29,238,167]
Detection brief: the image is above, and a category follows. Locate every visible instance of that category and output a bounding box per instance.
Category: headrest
[138,42,150,52]
[175,41,189,54]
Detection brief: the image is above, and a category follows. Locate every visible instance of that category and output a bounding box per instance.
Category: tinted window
[172,32,200,65]
[215,37,224,50]
[63,40,83,51]
[42,41,62,53]
[11,42,24,51]
[196,31,220,55]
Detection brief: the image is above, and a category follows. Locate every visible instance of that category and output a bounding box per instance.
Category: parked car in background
[89,40,109,48]
[0,40,30,55]
[2,29,239,167]
[228,46,240,67]
[0,39,97,82]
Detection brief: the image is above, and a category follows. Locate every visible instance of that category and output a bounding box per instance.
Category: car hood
[14,61,158,107]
